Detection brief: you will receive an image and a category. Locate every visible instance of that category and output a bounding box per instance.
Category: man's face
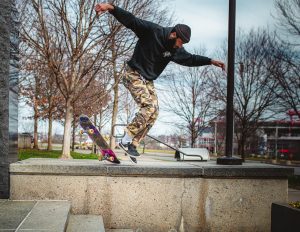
[168,32,187,49]
[173,37,184,49]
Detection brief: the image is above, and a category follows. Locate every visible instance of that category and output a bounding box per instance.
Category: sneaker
[119,141,129,149]
[127,143,141,157]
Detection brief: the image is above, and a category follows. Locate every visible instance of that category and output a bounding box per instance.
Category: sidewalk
[289,188,300,202]
[265,159,300,167]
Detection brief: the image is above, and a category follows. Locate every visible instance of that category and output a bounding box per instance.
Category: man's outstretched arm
[172,48,226,71]
[94,3,156,37]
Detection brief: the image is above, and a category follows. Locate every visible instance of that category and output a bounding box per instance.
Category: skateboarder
[95,3,225,158]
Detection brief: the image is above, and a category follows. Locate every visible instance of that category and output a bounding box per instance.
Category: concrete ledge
[10,158,293,178]
[9,158,294,232]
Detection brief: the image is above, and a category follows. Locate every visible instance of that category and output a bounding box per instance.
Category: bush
[289,201,300,209]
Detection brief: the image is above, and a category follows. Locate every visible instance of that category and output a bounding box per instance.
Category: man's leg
[132,81,159,146]
[122,68,158,148]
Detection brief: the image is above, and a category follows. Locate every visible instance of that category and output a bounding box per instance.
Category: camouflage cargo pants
[122,66,159,147]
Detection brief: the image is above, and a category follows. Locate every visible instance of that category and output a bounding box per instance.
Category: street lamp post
[217,0,242,165]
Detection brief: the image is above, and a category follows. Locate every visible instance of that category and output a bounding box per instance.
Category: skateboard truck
[79,129,95,135]
[99,153,115,162]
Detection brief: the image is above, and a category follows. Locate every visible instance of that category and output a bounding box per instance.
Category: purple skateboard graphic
[79,115,120,164]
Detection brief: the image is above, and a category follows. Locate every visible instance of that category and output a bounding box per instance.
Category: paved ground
[288,188,300,202]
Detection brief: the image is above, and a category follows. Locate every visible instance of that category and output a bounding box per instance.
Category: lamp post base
[217,156,243,165]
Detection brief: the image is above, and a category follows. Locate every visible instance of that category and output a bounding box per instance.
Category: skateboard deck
[79,115,120,164]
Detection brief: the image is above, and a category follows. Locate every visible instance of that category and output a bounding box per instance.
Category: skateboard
[79,115,120,164]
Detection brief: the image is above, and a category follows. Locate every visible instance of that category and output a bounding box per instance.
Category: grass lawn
[18,148,174,161]
[18,149,98,160]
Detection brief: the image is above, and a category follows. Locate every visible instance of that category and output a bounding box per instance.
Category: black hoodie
[110,6,212,81]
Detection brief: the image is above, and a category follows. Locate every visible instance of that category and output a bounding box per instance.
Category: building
[261,120,300,160]
[197,112,300,159]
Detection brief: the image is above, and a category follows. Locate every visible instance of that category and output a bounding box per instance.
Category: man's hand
[94,3,114,15]
[211,60,226,71]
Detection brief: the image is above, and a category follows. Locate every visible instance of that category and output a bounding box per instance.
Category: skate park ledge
[9,158,294,232]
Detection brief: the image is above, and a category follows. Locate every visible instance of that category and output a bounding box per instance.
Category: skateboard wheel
[79,130,84,135]
[88,129,94,134]
[108,157,114,162]
[98,154,103,161]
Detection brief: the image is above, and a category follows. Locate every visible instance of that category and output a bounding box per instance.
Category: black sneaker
[119,141,129,149]
[118,142,129,156]
[127,143,141,157]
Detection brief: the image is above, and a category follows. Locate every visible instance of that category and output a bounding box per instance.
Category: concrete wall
[8,2,19,165]
[0,0,11,199]
[10,175,287,232]
[0,0,19,198]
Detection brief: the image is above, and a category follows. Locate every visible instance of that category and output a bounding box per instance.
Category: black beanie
[174,24,191,43]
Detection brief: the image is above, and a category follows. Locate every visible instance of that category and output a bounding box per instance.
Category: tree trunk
[47,114,53,151]
[238,135,246,162]
[99,109,103,132]
[109,36,118,149]
[61,98,73,158]
[93,114,97,154]
[190,123,196,148]
[110,84,118,149]
[191,135,195,148]
[33,101,39,149]
[71,115,76,152]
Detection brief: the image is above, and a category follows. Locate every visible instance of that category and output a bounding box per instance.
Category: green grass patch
[18,149,61,160]
[18,149,98,160]
[71,152,98,159]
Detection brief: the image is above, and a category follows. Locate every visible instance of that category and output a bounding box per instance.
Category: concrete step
[0,200,70,231]
[66,214,105,232]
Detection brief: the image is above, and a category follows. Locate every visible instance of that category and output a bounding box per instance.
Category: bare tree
[161,55,214,148]
[19,51,46,150]
[209,29,279,160]
[272,0,300,118]
[274,0,300,45]
[19,0,111,158]
[41,73,64,151]
[268,41,300,118]
[20,51,65,151]
[71,74,111,151]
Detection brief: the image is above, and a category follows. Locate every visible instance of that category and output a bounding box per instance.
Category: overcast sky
[170,0,277,54]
